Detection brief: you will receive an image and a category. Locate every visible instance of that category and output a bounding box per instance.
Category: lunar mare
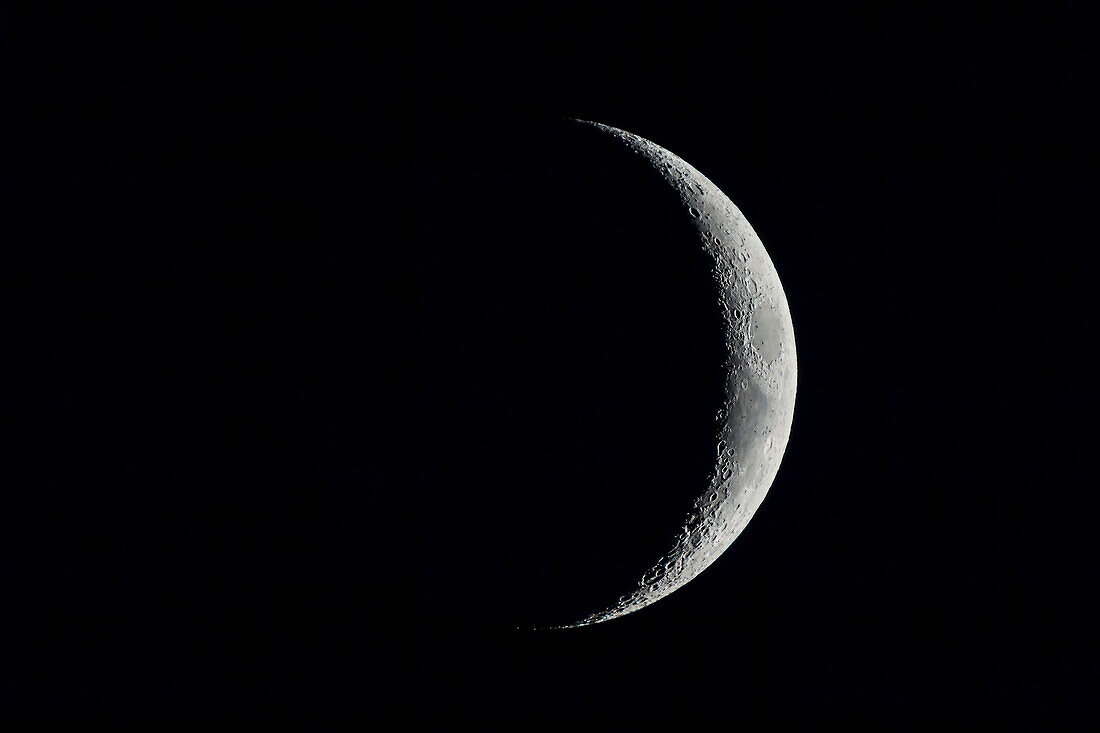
[562,121,797,628]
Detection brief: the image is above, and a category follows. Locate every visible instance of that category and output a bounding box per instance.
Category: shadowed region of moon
[412,120,796,628]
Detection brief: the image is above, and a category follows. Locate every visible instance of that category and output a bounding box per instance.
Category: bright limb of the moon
[561,121,798,628]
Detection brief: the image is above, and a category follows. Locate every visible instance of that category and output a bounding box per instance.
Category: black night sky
[2,2,1096,726]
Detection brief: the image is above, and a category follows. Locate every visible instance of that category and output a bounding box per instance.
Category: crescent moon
[560,121,798,628]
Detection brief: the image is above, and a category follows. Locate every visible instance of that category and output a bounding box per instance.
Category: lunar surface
[560,121,798,628]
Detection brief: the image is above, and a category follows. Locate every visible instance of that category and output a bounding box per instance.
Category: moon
[558,121,798,628]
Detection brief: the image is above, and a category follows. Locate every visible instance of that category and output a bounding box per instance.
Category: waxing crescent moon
[561,121,798,628]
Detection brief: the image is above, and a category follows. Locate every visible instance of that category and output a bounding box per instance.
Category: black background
[2,2,1097,726]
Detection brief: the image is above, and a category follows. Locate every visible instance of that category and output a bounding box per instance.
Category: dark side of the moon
[7,117,736,682]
